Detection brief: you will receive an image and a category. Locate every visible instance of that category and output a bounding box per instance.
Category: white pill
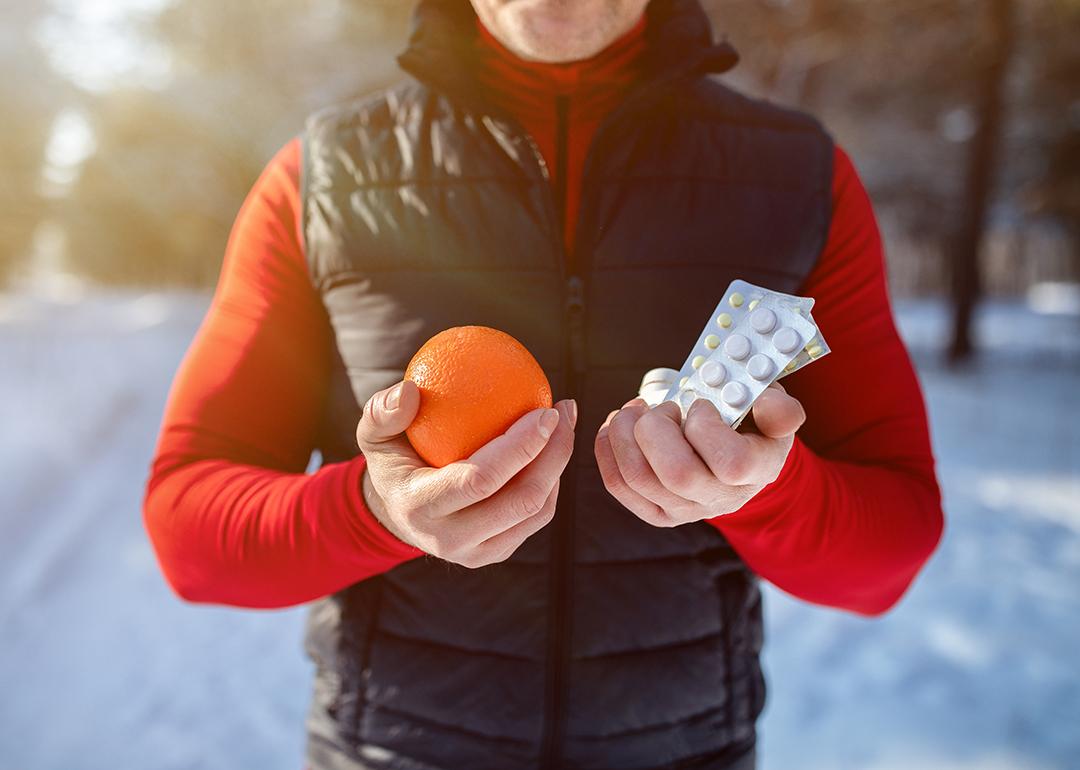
[747,354,775,381]
[721,381,749,407]
[701,360,727,387]
[773,327,802,354]
[641,367,678,389]
[749,307,777,334]
[723,333,751,361]
[679,390,698,410]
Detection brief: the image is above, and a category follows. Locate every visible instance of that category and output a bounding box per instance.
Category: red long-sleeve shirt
[144,18,942,615]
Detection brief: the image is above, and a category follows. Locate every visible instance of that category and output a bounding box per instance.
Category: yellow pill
[748,299,760,311]
[729,292,745,308]
[785,360,798,372]
[716,313,733,328]
[692,355,706,370]
[704,334,721,350]
[807,344,823,358]
[679,376,689,388]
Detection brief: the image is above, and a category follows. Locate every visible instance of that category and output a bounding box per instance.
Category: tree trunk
[948,0,1015,363]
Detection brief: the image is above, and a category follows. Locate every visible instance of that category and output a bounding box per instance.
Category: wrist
[360,466,416,550]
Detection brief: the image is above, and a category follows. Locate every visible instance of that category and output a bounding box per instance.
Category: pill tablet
[641,367,678,389]
[692,355,706,370]
[748,299,760,311]
[773,327,801,354]
[679,390,698,410]
[723,333,751,360]
[747,354,775,381]
[729,292,745,308]
[749,307,777,334]
[679,376,689,388]
[807,344,823,358]
[704,334,721,350]
[721,381,749,407]
[701,360,727,387]
[716,313,733,329]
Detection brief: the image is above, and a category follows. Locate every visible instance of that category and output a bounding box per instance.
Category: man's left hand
[594,384,806,527]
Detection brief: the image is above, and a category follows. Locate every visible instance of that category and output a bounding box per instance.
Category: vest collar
[396,0,739,105]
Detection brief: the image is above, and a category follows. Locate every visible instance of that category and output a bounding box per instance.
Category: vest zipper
[541,92,578,770]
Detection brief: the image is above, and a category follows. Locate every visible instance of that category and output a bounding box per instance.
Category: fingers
[356,380,421,450]
[605,400,688,512]
[422,400,571,517]
[682,398,790,486]
[451,399,576,535]
[750,383,806,439]
[594,420,669,526]
[633,401,718,505]
[477,481,560,565]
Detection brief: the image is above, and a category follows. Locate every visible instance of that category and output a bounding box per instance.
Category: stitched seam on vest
[569,701,729,741]
[648,741,756,770]
[592,263,803,274]
[591,176,826,190]
[368,703,532,746]
[336,175,534,189]
[374,627,538,663]
[575,628,723,662]
[574,546,737,567]
[677,114,825,134]
[318,268,557,277]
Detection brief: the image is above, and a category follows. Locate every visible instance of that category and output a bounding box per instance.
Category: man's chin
[513,21,601,63]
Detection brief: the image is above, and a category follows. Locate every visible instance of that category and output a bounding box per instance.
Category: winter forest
[1,1,1078,769]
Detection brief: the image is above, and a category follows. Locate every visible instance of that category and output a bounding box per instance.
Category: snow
[1,286,1078,770]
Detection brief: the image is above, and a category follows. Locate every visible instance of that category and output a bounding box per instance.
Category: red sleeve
[709,147,944,616]
[143,138,421,609]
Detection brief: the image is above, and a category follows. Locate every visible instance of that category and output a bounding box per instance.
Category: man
[143,0,944,768]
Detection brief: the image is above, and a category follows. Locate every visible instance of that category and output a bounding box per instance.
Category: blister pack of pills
[649,280,831,428]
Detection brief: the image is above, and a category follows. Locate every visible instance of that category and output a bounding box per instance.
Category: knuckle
[428,529,465,562]
[632,411,658,441]
[554,428,575,459]
[662,463,695,495]
[721,453,753,485]
[512,480,549,518]
[621,460,652,490]
[512,432,543,465]
[400,506,427,532]
[636,506,669,528]
[462,465,500,501]
[609,410,635,434]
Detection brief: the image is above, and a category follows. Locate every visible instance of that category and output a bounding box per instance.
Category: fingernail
[569,400,578,429]
[384,382,403,411]
[538,408,559,438]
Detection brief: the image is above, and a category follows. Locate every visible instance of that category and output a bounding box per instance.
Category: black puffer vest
[300,1,833,768]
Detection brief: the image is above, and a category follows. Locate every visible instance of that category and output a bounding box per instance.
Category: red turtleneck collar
[473,14,648,252]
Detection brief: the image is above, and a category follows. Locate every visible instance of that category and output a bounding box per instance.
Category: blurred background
[1,1,1078,768]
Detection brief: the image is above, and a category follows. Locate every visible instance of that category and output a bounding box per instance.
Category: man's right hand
[356,380,576,569]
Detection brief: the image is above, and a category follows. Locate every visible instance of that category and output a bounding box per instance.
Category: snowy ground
[1,284,1077,770]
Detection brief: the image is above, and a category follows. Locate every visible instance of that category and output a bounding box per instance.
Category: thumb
[749,382,806,439]
[356,380,421,450]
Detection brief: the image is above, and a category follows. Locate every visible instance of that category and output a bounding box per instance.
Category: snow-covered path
[1,288,1077,770]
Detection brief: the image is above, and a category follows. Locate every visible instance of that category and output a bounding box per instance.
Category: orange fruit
[404,326,553,468]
